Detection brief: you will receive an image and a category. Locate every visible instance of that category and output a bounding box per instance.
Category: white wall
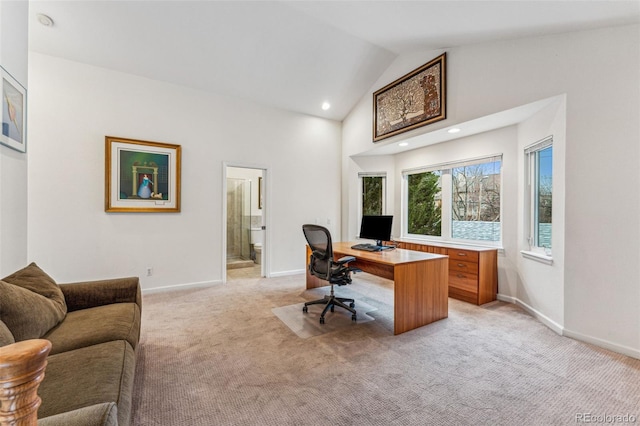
[27,53,342,290]
[515,96,566,331]
[343,25,640,357]
[0,1,28,82]
[0,0,29,276]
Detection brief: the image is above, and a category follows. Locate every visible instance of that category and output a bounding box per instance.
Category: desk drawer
[449,286,478,305]
[397,242,448,255]
[400,242,429,252]
[448,249,479,262]
[450,260,478,274]
[449,272,478,293]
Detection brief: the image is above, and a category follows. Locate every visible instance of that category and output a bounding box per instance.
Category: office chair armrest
[335,255,356,265]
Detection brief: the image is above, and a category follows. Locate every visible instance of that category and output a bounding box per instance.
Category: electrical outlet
[146,267,153,276]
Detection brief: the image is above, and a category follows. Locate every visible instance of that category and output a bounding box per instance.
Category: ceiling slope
[28,1,639,121]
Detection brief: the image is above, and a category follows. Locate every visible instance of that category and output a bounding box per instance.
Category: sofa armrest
[59,277,141,313]
[38,403,118,426]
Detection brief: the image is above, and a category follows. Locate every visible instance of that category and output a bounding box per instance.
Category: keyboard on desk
[350,243,382,252]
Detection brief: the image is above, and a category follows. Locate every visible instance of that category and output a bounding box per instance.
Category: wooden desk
[305,242,449,335]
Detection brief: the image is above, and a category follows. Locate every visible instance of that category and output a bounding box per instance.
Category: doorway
[224,165,267,281]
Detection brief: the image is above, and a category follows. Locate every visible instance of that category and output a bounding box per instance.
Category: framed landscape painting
[373,53,446,142]
[1,66,27,152]
[105,136,181,212]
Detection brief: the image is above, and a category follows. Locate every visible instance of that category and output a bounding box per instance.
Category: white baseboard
[142,280,222,294]
[563,328,640,360]
[497,294,640,360]
[269,269,305,278]
[497,293,564,335]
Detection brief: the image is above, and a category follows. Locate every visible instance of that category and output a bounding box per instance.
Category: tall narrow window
[406,170,442,237]
[360,173,386,216]
[526,137,553,252]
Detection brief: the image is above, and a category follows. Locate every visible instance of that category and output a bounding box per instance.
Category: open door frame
[222,162,269,283]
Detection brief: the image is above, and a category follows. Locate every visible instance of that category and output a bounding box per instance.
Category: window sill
[520,250,553,265]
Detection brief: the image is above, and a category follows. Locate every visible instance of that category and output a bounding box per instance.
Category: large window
[451,159,501,241]
[525,137,553,253]
[360,173,386,216]
[407,170,442,236]
[404,155,502,244]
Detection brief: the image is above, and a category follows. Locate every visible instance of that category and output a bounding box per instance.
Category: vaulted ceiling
[28,1,639,121]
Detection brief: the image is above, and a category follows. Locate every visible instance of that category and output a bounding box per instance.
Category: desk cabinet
[394,241,497,305]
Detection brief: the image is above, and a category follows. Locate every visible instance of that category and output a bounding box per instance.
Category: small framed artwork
[258,176,263,209]
[1,66,27,152]
[105,136,181,212]
[373,52,446,142]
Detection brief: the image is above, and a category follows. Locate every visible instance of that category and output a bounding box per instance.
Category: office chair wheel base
[349,302,355,308]
[319,317,325,324]
[351,314,357,322]
[302,306,308,313]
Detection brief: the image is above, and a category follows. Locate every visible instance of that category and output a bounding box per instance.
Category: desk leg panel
[393,258,449,335]
[305,246,325,289]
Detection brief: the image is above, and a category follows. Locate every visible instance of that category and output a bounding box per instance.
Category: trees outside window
[451,160,501,241]
[362,176,384,216]
[407,171,442,236]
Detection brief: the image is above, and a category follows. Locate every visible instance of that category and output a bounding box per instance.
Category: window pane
[362,176,384,216]
[536,146,552,248]
[451,160,501,241]
[407,171,442,236]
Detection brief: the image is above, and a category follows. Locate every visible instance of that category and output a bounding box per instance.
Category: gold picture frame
[373,53,446,142]
[105,136,181,212]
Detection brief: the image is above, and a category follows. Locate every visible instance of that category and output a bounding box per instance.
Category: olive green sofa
[0,263,141,426]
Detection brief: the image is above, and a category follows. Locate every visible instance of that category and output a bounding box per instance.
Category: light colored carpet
[272,288,377,339]
[131,273,640,425]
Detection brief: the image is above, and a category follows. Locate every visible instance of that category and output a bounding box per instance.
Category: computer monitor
[359,215,393,247]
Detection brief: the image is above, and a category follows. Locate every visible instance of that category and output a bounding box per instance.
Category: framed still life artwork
[105,136,181,212]
[1,66,27,152]
[373,53,446,142]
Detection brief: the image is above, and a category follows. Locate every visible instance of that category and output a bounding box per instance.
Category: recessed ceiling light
[398,142,409,147]
[448,128,461,134]
[36,13,54,27]
[321,102,331,111]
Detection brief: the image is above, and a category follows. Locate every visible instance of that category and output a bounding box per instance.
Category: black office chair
[302,224,358,324]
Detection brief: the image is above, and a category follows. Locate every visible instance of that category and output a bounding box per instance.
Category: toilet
[250,228,263,264]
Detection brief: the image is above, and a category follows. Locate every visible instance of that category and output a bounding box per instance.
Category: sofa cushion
[0,320,15,347]
[37,403,118,426]
[0,280,66,341]
[1,263,67,341]
[38,340,136,426]
[43,303,141,355]
[2,263,67,315]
